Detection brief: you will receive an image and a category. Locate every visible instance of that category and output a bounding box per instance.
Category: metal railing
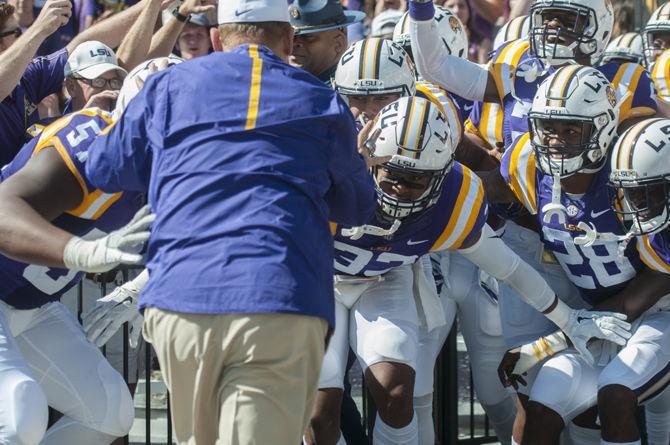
[71,271,498,445]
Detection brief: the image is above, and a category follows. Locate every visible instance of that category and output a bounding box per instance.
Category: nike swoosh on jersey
[407,239,430,245]
[235,8,251,16]
[590,209,610,219]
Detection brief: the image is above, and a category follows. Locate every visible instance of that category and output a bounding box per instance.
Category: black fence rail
[70,269,500,445]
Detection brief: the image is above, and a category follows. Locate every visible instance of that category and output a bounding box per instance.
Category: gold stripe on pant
[143,308,329,445]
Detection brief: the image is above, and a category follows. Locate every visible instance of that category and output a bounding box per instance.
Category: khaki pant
[143,308,328,445]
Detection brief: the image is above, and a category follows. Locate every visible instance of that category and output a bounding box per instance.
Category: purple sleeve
[86,73,166,192]
[77,0,97,32]
[408,1,435,21]
[324,97,377,226]
[21,49,68,106]
[630,69,658,115]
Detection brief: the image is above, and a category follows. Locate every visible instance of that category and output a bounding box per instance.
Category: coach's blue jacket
[85,44,376,327]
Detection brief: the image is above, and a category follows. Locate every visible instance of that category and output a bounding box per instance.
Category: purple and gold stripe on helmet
[358,38,384,80]
[399,97,430,158]
[615,118,662,171]
[546,65,582,107]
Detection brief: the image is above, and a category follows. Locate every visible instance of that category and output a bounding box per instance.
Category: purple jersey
[501,133,644,304]
[0,109,144,310]
[469,39,658,153]
[332,162,488,276]
[638,231,670,274]
[0,50,68,165]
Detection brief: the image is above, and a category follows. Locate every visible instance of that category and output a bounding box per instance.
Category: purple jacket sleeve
[324,99,377,226]
[22,49,68,106]
[85,73,166,192]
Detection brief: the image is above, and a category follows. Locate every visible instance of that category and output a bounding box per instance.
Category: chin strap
[341,219,402,240]
[542,174,568,224]
[574,221,633,257]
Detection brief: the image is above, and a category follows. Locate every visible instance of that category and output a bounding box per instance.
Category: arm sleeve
[325,100,377,226]
[22,50,68,105]
[408,1,489,102]
[637,233,670,274]
[499,132,538,214]
[459,223,556,312]
[85,74,166,193]
[617,64,658,121]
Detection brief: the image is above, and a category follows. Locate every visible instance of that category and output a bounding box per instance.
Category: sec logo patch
[566,205,579,218]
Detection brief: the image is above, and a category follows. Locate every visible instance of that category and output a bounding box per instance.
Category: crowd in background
[0,0,659,129]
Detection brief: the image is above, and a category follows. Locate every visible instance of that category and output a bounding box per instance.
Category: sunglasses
[74,76,124,89]
[0,28,21,39]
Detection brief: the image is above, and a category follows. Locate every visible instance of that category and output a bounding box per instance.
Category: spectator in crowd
[62,40,127,113]
[0,1,22,53]
[288,0,364,85]
[0,0,152,166]
[373,0,406,16]
[149,0,214,61]
[173,12,211,59]
[612,0,635,39]
[443,0,499,63]
[370,7,403,38]
[10,0,98,55]
[83,0,379,443]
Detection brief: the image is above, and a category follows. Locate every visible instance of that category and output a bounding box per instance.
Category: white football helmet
[609,118,670,237]
[493,15,530,51]
[529,0,614,65]
[114,55,184,120]
[369,96,455,219]
[334,38,415,97]
[643,3,670,67]
[599,32,645,67]
[393,5,469,61]
[530,65,619,178]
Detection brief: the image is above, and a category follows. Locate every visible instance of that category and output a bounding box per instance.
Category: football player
[309,95,631,445]
[332,33,516,443]
[408,4,657,442]
[492,67,670,445]
[643,3,670,69]
[644,5,670,118]
[598,32,645,67]
[0,58,178,444]
[409,0,656,147]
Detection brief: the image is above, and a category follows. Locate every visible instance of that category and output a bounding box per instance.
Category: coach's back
[86,42,375,328]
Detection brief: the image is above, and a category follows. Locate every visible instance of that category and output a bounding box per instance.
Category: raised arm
[66,0,146,55]
[114,0,164,70]
[408,0,499,102]
[0,0,71,101]
[147,0,215,59]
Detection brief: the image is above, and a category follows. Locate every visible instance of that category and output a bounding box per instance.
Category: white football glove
[82,271,148,348]
[545,299,631,365]
[63,205,155,273]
